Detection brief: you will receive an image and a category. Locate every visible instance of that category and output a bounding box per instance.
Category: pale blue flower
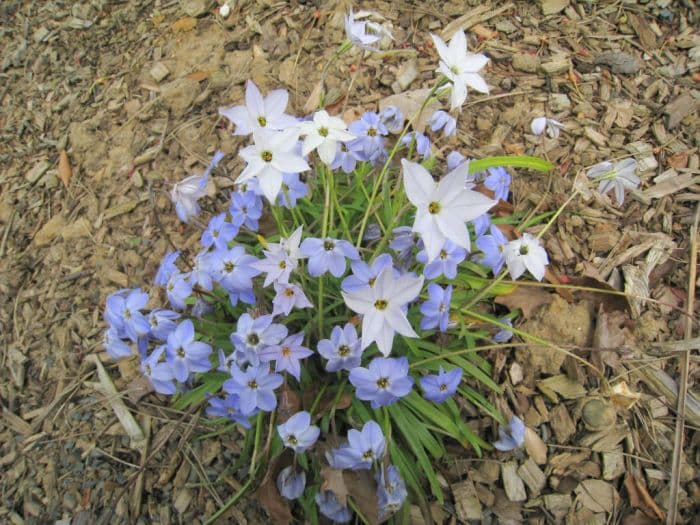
[230,313,287,366]
[258,332,313,380]
[316,491,351,523]
[476,224,508,275]
[206,394,254,428]
[277,172,309,209]
[141,346,176,395]
[201,213,238,250]
[429,110,457,136]
[165,319,213,382]
[154,250,180,286]
[277,411,320,453]
[376,465,407,519]
[317,323,362,372]
[416,240,466,279]
[300,237,359,278]
[420,283,453,332]
[223,363,284,414]
[330,420,385,470]
[494,415,526,451]
[229,189,263,231]
[277,466,306,500]
[379,105,404,133]
[170,151,224,222]
[484,167,511,201]
[349,357,414,408]
[271,282,312,317]
[420,366,462,403]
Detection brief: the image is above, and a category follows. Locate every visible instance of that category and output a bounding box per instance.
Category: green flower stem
[270,205,289,238]
[460,308,602,375]
[409,343,530,369]
[249,411,264,476]
[202,477,253,525]
[327,166,352,240]
[308,384,328,416]
[355,78,447,248]
[329,380,347,421]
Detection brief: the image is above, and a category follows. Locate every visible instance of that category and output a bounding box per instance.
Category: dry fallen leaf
[321,466,349,506]
[171,17,197,32]
[624,473,666,521]
[495,286,553,319]
[186,70,210,82]
[256,455,293,525]
[58,150,72,187]
[575,479,620,513]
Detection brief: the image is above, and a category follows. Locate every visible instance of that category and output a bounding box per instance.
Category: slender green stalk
[270,205,289,238]
[308,384,328,416]
[249,412,264,476]
[461,308,601,375]
[202,477,253,525]
[409,343,531,369]
[355,79,447,248]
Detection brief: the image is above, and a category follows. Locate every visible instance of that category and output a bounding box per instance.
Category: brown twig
[667,203,699,525]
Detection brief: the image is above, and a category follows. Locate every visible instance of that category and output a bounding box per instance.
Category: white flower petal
[401,159,435,208]
[531,117,547,136]
[462,72,489,94]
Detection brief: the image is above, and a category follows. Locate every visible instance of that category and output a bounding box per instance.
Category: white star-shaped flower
[402,159,496,262]
[298,110,355,165]
[502,233,549,281]
[342,266,423,357]
[431,29,489,111]
[586,158,639,206]
[238,129,310,203]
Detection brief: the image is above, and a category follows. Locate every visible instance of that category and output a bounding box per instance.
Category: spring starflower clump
[101,13,562,521]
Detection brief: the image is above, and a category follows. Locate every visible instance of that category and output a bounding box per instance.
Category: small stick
[667,203,699,525]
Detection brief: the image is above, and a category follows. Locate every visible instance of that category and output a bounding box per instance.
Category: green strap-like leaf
[469,155,554,174]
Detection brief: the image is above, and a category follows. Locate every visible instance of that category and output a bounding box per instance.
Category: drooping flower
[476,224,508,275]
[446,150,466,171]
[586,158,639,206]
[154,250,180,286]
[315,490,352,523]
[349,356,414,408]
[300,237,359,278]
[104,327,132,360]
[237,128,310,203]
[277,467,306,500]
[223,363,284,414]
[218,80,298,135]
[141,345,176,395]
[429,110,457,136]
[165,271,192,310]
[330,420,386,470]
[431,29,489,111]
[206,393,254,428]
[402,159,496,262]
[277,411,320,453]
[420,366,462,403]
[416,239,466,279]
[493,318,514,342]
[164,319,213,382]
[342,266,423,356]
[530,116,565,138]
[271,282,312,317]
[502,233,549,281]
[471,212,491,237]
[298,109,355,165]
[493,415,526,451]
[317,323,363,372]
[419,283,453,333]
[170,151,224,222]
[379,105,404,133]
[344,10,391,51]
[400,131,431,159]
[376,465,408,519]
[258,332,313,380]
[484,167,511,202]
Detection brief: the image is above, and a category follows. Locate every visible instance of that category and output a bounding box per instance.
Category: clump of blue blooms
[100,16,567,522]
